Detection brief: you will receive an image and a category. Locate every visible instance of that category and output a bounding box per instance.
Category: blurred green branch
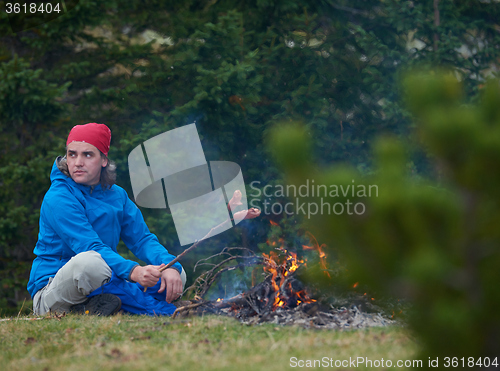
[268,73,500,362]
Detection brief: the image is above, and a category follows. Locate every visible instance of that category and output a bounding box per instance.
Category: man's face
[66,141,108,186]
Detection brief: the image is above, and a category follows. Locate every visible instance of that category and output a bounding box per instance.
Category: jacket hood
[50,157,68,183]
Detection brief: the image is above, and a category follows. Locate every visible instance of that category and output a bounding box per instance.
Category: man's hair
[57,151,117,189]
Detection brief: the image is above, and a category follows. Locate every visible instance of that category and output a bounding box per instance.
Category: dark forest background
[1,0,499,325]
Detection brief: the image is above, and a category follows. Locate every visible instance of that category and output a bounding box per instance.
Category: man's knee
[70,251,112,286]
[35,251,112,314]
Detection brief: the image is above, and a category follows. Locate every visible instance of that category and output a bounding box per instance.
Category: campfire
[262,245,316,310]
[173,227,398,329]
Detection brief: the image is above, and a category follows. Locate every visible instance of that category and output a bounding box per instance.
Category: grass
[0,312,419,371]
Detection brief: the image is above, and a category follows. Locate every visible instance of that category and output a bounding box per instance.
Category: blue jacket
[27,158,182,298]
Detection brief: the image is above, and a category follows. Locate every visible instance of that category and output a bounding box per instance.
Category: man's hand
[130,264,165,288]
[158,268,183,303]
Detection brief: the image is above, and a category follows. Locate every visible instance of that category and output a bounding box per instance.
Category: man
[28,123,186,316]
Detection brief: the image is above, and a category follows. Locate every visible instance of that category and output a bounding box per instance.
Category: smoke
[204,258,263,301]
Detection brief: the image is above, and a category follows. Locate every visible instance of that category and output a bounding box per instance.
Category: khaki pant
[33,251,186,315]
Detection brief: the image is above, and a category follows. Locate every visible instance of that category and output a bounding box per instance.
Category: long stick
[171,301,206,319]
[158,236,208,273]
[143,217,233,291]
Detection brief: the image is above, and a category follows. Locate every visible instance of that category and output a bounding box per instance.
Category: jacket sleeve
[119,191,183,274]
[43,187,139,281]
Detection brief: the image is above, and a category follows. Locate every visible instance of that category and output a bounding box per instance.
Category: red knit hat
[66,123,111,156]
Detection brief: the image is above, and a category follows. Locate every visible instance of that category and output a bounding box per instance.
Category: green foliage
[0,56,68,304]
[268,74,500,361]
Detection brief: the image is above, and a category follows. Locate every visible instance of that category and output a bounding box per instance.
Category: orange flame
[303,232,330,277]
[262,245,313,310]
[273,292,286,308]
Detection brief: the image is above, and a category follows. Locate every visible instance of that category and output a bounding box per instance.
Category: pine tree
[268,72,500,361]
